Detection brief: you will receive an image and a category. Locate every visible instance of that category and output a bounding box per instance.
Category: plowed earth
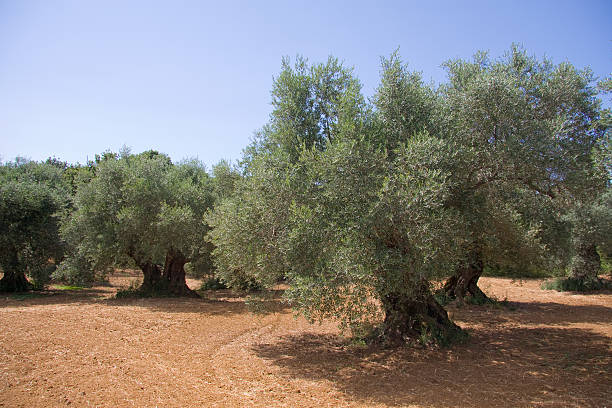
[1,273,611,407]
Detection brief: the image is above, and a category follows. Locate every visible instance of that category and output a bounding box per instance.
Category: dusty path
[0,275,610,407]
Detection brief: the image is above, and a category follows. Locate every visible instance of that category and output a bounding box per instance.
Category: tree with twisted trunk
[436,46,606,301]
[208,56,465,346]
[209,48,607,345]
[57,150,214,297]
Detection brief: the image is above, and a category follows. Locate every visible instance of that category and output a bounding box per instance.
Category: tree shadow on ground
[504,301,612,325]
[448,301,612,326]
[0,288,110,305]
[252,325,611,408]
[0,287,290,316]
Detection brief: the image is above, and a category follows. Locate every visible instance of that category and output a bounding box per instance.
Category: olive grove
[208,48,610,345]
[1,46,609,347]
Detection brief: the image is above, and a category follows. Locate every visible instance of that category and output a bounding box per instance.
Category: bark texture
[131,248,199,298]
[139,262,163,293]
[380,288,464,346]
[0,251,33,292]
[162,249,199,297]
[443,247,488,302]
[0,269,33,292]
[570,243,601,281]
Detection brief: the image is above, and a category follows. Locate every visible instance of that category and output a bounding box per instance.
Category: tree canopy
[208,47,609,345]
[436,46,606,299]
[57,151,214,296]
[0,160,69,291]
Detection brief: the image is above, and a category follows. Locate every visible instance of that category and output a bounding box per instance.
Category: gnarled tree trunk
[380,286,464,347]
[0,251,33,292]
[162,248,199,298]
[0,269,33,292]
[139,262,164,293]
[443,247,487,302]
[570,243,601,281]
[127,247,199,298]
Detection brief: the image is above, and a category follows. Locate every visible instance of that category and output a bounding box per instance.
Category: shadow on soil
[449,301,612,326]
[499,301,612,325]
[0,288,109,304]
[0,288,290,316]
[252,325,611,408]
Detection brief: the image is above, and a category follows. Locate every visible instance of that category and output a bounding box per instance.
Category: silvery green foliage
[208,56,463,332]
[436,45,606,276]
[56,152,214,284]
[211,160,241,202]
[267,55,368,158]
[372,50,440,151]
[0,160,70,290]
[208,56,369,292]
[441,45,603,198]
[206,148,293,290]
[209,48,608,337]
[284,134,464,329]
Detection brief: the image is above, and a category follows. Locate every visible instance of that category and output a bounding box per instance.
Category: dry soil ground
[0,273,611,407]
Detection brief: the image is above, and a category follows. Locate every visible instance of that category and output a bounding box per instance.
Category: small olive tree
[0,160,69,291]
[562,187,612,285]
[57,151,214,296]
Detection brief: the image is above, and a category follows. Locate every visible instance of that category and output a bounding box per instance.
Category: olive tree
[435,46,606,300]
[208,56,366,290]
[284,134,466,345]
[0,160,69,291]
[565,190,612,281]
[208,56,465,345]
[210,49,607,345]
[57,151,214,296]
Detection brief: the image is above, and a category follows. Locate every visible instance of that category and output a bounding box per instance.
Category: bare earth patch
[1,274,610,407]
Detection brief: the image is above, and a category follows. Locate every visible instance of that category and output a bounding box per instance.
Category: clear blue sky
[1,0,610,167]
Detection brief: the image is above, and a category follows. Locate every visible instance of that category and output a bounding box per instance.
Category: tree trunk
[380,288,464,347]
[443,247,487,302]
[0,252,33,292]
[570,243,601,281]
[139,262,164,293]
[127,248,199,297]
[162,249,199,298]
[0,269,33,292]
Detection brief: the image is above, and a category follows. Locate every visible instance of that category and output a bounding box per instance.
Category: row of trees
[1,46,610,345]
[1,150,226,296]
